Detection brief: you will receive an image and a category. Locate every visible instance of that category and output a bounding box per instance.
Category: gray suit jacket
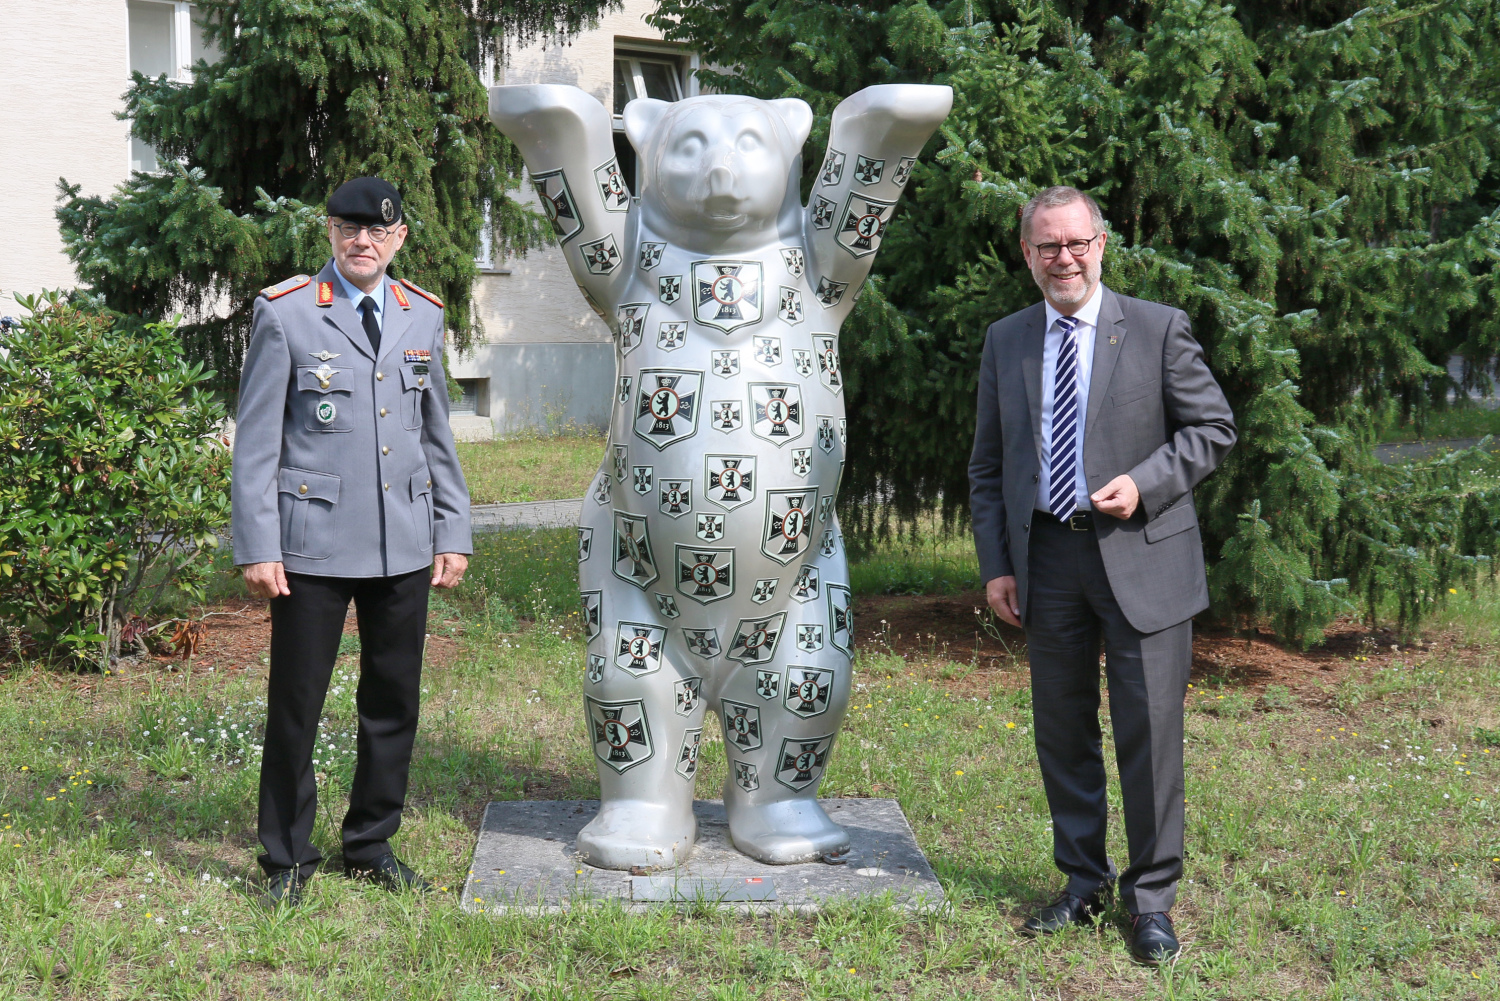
[231,259,472,577]
[968,286,1236,634]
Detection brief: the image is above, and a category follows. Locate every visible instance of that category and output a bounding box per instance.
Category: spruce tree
[651,0,1500,641]
[56,0,617,381]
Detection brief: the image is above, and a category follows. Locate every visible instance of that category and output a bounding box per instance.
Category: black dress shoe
[344,853,432,893]
[1130,911,1181,965]
[1021,888,1108,936]
[260,868,304,909]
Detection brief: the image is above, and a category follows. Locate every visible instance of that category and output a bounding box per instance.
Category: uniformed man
[231,177,472,907]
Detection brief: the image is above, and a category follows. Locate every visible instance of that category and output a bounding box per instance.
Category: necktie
[1048,315,1081,521]
[358,296,381,356]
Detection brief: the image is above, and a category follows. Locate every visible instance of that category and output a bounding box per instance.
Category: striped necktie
[1048,315,1081,520]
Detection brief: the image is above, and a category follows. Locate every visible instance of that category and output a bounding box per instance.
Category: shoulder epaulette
[260,275,311,300]
[389,283,412,310]
[399,277,444,308]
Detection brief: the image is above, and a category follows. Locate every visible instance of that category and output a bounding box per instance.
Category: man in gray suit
[232,177,472,907]
[968,186,1235,963]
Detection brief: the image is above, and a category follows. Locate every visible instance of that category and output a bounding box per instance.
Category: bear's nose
[707,165,735,197]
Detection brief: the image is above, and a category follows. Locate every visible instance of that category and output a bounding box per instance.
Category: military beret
[327,177,402,226]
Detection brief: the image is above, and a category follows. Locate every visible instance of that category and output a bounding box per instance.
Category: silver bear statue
[489,82,951,869]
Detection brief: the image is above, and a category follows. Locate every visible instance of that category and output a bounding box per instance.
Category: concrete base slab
[460,799,944,914]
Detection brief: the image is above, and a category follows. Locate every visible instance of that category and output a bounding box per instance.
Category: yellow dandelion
[1006,722,1017,729]
[955,770,964,776]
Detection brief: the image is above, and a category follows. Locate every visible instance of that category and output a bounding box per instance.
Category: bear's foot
[727,797,851,864]
[576,800,697,871]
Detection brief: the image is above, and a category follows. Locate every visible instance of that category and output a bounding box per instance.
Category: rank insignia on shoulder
[404,349,432,364]
[260,275,311,300]
[399,277,443,308]
[316,282,334,307]
[389,283,412,310]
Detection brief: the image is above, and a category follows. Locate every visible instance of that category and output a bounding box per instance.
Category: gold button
[426,479,431,488]
[383,482,389,491]
[298,484,308,495]
[418,377,425,387]
[380,408,387,417]
[382,446,390,455]
[376,372,384,381]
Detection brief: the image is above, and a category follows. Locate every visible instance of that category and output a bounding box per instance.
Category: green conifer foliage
[652,0,1500,641]
[56,0,617,381]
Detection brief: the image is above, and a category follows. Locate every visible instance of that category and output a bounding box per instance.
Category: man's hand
[1090,474,1140,520]
[243,562,290,599]
[986,575,1022,628]
[431,552,468,589]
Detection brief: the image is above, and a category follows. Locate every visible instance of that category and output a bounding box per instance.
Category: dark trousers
[258,568,430,878]
[1025,514,1191,914]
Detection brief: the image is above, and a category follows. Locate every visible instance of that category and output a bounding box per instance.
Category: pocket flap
[401,366,432,392]
[1112,379,1158,407]
[278,467,341,504]
[1144,502,1196,543]
[409,470,432,500]
[297,365,353,394]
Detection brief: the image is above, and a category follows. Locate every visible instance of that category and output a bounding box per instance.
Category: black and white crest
[755,670,781,700]
[734,761,759,792]
[819,529,838,558]
[792,350,814,378]
[616,303,648,354]
[816,417,836,454]
[617,376,633,406]
[593,158,630,212]
[615,621,666,677]
[818,495,835,523]
[838,418,847,446]
[814,276,848,307]
[657,321,686,352]
[654,593,680,619]
[587,697,654,773]
[695,513,726,542]
[828,584,853,658]
[692,260,763,333]
[790,564,820,603]
[836,193,895,259]
[638,241,665,270]
[796,624,824,653]
[578,527,593,563]
[726,611,786,665]
[530,169,583,244]
[785,667,834,718]
[791,448,812,477]
[750,578,778,604]
[811,195,837,230]
[753,337,782,368]
[612,443,628,481]
[892,156,916,187]
[704,455,757,511]
[813,333,843,394]
[711,350,740,378]
[592,471,611,506]
[580,590,601,641]
[675,728,703,780]
[659,479,692,518]
[632,465,653,496]
[634,369,701,449]
[853,154,885,185]
[778,287,804,324]
[761,488,818,565]
[675,545,734,605]
[612,512,659,589]
[781,247,805,279]
[775,734,834,791]
[710,400,742,433]
[721,700,763,751]
[658,275,682,306]
[681,627,721,659]
[586,653,605,684]
[750,384,802,445]
[820,148,846,186]
[581,235,622,275]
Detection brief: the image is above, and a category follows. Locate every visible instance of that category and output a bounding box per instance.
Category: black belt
[1035,509,1094,531]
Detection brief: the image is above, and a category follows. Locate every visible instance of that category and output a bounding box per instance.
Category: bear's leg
[577,665,705,870]
[719,660,852,864]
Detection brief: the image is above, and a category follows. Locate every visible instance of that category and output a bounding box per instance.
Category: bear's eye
[675,135,704,158]
[737,132,763,153]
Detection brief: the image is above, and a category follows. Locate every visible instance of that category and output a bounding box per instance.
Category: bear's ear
[768,98,814,148]
[623,98,672,156]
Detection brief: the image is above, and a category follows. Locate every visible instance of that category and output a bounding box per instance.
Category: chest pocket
[401,365,430,430]
[296,366,355,433]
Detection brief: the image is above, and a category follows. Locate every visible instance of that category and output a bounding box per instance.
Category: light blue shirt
[333,262,387,333]
[1035,282,1103,512]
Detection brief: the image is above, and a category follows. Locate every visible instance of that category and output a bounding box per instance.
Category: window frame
[126,0,217,172]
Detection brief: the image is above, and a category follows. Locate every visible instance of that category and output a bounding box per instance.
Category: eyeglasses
[332,220,395,243]
[1027,233,1103,260]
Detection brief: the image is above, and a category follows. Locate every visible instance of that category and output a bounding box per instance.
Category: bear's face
[625,95,814,250]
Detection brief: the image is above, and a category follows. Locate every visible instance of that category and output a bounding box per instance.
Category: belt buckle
[1067,511,1091,531]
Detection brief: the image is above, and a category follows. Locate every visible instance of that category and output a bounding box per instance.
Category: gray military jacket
[231,259,472,577]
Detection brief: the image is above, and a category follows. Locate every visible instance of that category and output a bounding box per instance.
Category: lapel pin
[310,350,341,362]
[1109,336,1118,345]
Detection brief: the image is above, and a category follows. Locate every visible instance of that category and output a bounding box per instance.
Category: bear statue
[488,82,952,869]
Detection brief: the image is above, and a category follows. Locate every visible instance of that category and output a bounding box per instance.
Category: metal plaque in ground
[460,799,944,914]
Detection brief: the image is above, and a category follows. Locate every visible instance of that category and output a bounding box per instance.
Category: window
[451,380,487,417]
[611,48,696,193]
[127,1,221,171]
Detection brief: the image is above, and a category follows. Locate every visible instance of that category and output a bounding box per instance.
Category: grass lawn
[1376,402,1500,444]
[454,429,606,505]
[2,519,1498,998]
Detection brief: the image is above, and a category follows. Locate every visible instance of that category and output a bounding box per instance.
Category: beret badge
[381,198,395,223]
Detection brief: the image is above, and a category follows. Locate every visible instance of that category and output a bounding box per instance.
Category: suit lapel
[319,261,377,362]
[1019,304,1046,464]
[376,282,415,366]
[1085,285,1126,443]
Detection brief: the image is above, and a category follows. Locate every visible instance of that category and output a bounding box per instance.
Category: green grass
[1376,402,1500,443]
[454,428,605,505]
[2,538,1499,997]
[848,517,982,596]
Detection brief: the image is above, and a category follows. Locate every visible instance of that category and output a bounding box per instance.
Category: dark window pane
[613,132,637,196]
[613,59,635,115]
[639,60,680,102]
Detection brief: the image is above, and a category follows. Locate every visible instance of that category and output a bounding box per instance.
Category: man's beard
[1032,257,1100,306]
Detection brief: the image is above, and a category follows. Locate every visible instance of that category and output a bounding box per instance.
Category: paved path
[471,498,582,532]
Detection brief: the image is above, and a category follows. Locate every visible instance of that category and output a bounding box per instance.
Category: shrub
[0,292,230,665]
